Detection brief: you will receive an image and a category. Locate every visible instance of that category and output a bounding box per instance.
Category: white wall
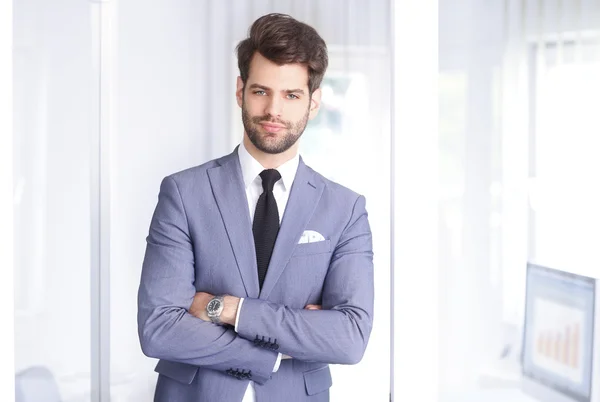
[392,1,439,401]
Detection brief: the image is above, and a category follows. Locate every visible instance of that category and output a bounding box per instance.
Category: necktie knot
[259,169,281,192]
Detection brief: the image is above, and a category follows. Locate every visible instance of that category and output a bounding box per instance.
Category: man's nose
[264,96,283,118]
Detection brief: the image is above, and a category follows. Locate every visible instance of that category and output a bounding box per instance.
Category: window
[529,38,600,273]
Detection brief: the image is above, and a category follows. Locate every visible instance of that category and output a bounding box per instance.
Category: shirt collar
[238,142,299,191]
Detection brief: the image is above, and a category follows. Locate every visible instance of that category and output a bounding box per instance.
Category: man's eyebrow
[285,88,306,95]
[248,83,306,95]
[248,83,270,91]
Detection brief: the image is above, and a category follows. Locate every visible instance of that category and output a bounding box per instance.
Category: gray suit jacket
[137,147,374,402]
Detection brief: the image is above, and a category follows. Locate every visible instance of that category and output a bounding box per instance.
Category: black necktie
[253,169,281,290]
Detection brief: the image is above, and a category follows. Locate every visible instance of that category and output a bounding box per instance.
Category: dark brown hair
[236,13,328,95]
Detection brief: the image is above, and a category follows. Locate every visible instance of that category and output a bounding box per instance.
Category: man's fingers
[304,304,322,310]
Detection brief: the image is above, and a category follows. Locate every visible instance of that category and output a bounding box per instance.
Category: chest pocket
[291,239,332,257]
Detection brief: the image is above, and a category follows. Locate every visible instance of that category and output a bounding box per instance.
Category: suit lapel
[260,158,325,299]
[207,148,260,299]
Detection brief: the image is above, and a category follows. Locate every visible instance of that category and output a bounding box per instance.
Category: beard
[241,99,310,155]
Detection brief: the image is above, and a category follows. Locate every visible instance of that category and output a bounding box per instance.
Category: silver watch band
[207,295,225,324]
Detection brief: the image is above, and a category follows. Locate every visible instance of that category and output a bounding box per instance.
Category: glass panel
[13,0,94,401]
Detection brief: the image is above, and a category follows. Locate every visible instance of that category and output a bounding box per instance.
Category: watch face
[207,299,221,314]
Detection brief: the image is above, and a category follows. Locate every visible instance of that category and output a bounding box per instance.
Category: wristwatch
[206,295,225,324]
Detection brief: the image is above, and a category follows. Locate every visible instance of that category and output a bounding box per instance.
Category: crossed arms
[137,176,374,384]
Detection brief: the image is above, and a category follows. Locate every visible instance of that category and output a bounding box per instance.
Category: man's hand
[189,292,213,321]
[221,295,241,325]
[189,292,240,326]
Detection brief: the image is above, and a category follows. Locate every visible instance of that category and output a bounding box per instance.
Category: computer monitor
[521,263,597,402]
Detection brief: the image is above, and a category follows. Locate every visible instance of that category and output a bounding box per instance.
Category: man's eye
[287,94,299,100]
[254,90,266,95]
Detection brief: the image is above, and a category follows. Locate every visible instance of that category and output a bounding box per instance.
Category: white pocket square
[298,230,325,244]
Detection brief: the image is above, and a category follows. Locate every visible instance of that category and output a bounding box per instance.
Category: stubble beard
[241,98,310,155]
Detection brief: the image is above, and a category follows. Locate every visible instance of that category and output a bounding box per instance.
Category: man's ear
[308,88,322,120]
[236,76,244,108]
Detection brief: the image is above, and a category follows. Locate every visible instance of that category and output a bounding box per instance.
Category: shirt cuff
[234,297,244,332]
[273,353,282,372]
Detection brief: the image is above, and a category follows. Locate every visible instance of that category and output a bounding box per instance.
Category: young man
[138,13,374,402]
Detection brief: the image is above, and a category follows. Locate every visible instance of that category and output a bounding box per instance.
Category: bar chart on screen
[531,297,585,384]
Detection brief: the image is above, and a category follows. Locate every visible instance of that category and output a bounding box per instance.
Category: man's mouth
[260,122,285,133]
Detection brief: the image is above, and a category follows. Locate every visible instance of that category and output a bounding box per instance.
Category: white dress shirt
[234,142,299,402]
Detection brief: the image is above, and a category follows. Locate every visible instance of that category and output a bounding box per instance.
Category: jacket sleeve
[137,176,278,384]
[235,195,374,365]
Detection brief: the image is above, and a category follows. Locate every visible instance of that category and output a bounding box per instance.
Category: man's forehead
[247,53,309,90]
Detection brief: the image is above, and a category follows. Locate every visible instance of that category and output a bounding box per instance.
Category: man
[138,13,374,402]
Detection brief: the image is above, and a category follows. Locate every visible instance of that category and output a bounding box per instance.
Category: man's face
[236,52,321,155]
